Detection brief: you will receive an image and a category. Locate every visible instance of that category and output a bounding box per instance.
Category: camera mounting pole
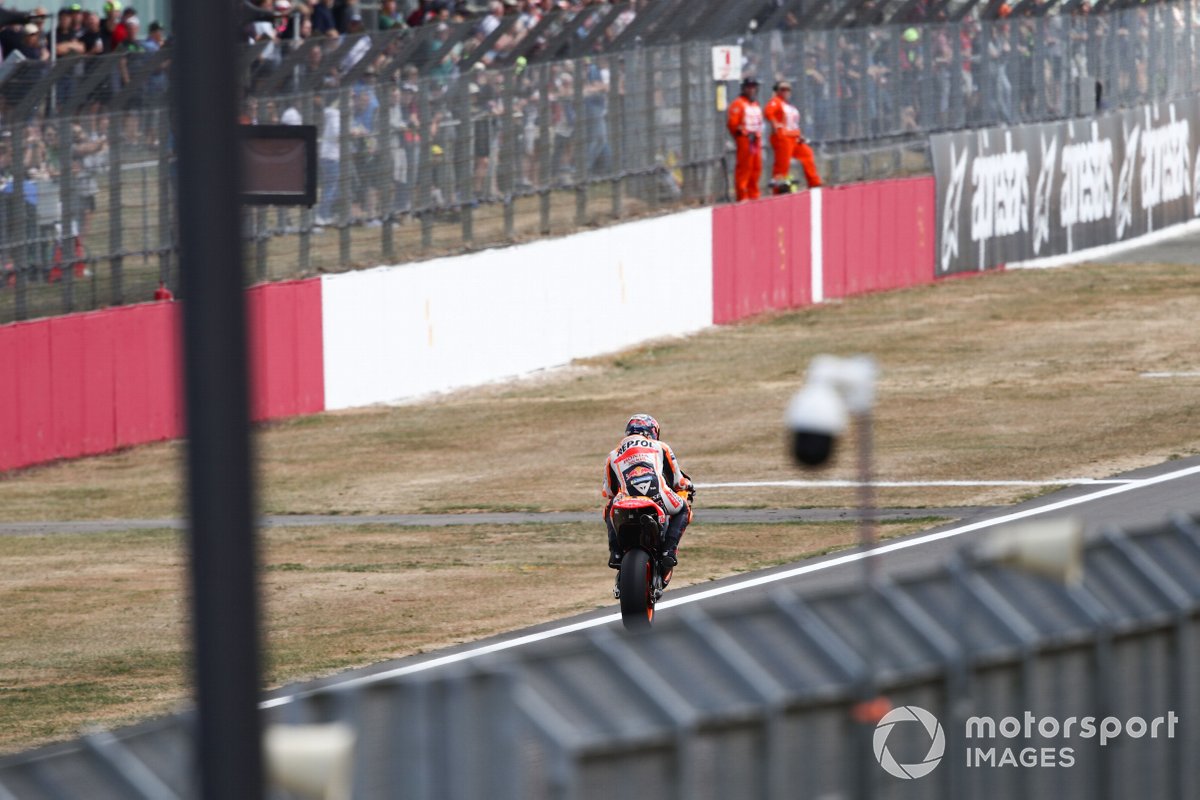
[786,354,885,800]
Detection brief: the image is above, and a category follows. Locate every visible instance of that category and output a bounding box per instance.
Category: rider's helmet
[625,414,660,441]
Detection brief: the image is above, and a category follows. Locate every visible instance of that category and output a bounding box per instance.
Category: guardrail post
[10,123,27,320]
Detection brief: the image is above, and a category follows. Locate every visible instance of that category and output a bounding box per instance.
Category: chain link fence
[1,2,1197,323]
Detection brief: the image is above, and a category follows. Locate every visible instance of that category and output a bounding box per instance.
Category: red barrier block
[112,303,182,448]
[712,193,812,324]
[80,311,117,456]
[0,324,19,472]
[11,321,54,468]
[143,302,183,442]
[292,279,325,416]
[821,177,936,300]
[49,314,89,461]
[248,278,324,422]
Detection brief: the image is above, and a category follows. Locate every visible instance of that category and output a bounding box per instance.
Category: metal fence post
[379,78,396,263]
[574,59,587,227]
[680,43,694,203]
[108,113,124,306]
[538,64,552,235]
[1186,0,1196,94]
[255,206,268,282]
[455,76,474,247]
[58,116,75,314]
[299,92,314,272]
[501,67,517,241]
[610,53,624,219]
[645,47,658,211]
[417,80,434,251]
[338,85,352,267]
[11,124,27,321]
[158,110,174,294]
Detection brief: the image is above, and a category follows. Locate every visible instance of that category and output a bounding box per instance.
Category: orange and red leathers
[763,93,822,189]
[727,94,764,201]
[602,434,692,557]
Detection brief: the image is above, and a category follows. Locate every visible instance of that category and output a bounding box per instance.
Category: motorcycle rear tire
[618,549,654,630]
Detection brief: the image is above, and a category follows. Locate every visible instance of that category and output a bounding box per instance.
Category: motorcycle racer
[602,414,694,571]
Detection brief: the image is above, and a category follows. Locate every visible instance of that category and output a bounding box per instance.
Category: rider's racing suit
[601,434,692,560]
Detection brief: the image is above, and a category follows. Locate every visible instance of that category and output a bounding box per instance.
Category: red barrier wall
[821,177,936,300]
[712,192,812,324]
[247,279,325,422]
[0,277,323,473]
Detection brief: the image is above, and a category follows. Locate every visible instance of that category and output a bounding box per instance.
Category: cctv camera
[785,382,847,468]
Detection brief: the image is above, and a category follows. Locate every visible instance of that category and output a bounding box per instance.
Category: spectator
[987,18,1015,123]
[388,72,419,212]
[314,91,341,224]
[407,0,433,27]
[469,63,501,197]
[144,19,166,51]
[582,56,609,174]
[53,5,86,59]
[18,21,50,60]
[311,0,337,36]
[79,10,104,54]
[348,82,379,219]
[100,0,126,51]
[477,0,503,37]
[71,118,106,238]
[379,0,404,30]
[549,67,574,180]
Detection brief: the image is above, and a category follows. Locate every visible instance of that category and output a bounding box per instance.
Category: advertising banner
[932,97,1200,274]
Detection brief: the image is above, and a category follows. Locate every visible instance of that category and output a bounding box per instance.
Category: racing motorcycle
[610,481,694,631]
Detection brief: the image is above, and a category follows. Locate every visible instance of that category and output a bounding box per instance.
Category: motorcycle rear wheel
[618,549,654,630]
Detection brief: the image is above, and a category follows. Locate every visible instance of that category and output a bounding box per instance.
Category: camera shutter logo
[873,705,946,779]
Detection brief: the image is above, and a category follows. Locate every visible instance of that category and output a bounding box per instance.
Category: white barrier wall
[322,209,714,409]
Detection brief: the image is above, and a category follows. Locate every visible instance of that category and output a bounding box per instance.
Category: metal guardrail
[0,1,1196,324]
[3,512,1199,798]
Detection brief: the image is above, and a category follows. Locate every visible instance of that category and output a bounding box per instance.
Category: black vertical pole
[171,1,264,799]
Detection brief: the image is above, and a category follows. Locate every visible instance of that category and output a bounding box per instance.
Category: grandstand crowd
[0,0,1187,321]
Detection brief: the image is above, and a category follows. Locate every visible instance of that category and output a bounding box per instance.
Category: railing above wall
[0,1,1195,325]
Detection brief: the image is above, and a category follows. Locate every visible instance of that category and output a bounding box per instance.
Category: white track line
[697,479,1134,489]
[260,463,1200,710]
[1141,372,1200,379]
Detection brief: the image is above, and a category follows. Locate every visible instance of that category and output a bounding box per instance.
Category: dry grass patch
[1,262,1198,521]
[0,517,932,753]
